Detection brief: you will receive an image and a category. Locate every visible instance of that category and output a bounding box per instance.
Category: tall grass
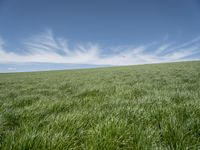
[0,61,200,149]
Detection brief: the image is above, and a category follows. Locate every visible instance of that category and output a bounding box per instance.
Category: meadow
[0,61,200,149]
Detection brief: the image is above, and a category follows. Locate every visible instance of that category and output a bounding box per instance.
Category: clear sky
[0,0,200,72]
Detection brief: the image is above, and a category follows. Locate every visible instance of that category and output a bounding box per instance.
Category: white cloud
[0,30,200,66]
[155,43,172,55]
[7,67,16,71]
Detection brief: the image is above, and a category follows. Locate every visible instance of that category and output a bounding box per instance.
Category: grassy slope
[0,61,200,150]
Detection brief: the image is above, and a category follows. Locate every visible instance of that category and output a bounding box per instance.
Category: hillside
[0,61,200,149]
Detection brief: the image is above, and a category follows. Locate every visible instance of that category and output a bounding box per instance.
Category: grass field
[0,61,200,149]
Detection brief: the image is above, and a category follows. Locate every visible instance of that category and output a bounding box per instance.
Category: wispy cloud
[0,30,200,66]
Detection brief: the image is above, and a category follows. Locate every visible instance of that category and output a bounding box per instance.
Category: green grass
[0,61,200,150]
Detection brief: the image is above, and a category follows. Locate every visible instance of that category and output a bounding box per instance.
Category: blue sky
[0,0,200,72]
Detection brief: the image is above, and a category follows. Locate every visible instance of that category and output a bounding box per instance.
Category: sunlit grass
[0,61,200,149]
